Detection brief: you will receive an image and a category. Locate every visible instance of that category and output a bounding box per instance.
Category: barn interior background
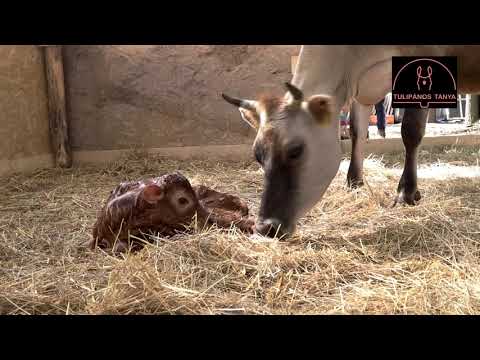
[0,45,479,176]
[2,45,480,315]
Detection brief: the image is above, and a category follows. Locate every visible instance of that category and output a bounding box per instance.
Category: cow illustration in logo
[416,65,433,91]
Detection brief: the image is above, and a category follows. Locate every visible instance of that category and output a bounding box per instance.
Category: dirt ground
[1,144,480,314]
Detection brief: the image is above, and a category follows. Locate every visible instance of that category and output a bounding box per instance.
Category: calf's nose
[255,218,289,238]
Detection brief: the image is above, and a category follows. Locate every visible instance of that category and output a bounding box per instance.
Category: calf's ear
[306,95,334,126]
[142,184,164,204]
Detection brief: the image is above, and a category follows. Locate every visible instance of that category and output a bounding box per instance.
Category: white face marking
[300,101,310,113]
[259,110,268,127]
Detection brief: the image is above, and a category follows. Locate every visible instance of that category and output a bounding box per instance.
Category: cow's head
[222,83,342,238]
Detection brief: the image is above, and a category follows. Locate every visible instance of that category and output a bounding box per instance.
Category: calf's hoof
[113,240,129,254]
[392,189,421,207]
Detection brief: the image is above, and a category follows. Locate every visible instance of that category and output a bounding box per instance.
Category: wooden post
[465,94,471,125]
[470,95,479,125]
[291,55,299,74]
[40,45,72,168]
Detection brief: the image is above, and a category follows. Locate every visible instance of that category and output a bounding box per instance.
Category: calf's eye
[178,197,189,206]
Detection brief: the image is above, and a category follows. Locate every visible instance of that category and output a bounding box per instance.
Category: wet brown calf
[90,173,254,253]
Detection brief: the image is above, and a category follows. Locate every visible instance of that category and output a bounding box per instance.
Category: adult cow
[222,45,480,238]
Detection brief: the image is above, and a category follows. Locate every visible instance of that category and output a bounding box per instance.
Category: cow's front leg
[394,108,429,206]
[347,101,371,188]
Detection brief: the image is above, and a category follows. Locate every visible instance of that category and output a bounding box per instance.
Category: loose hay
[1,145,480,314]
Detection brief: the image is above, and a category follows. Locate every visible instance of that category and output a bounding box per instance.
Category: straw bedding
[1,145,480,314]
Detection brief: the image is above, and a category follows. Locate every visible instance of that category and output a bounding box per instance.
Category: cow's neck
[350,47,398,105]
[291,46,358,140]
[292,46,352,105]
[293,46,400,106]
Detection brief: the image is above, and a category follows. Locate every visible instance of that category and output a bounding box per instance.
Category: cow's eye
[287,143,304,161]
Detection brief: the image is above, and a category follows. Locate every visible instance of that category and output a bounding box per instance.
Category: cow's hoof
[346,172,364,189]
[392,190,421,207]
[347,178,364,189]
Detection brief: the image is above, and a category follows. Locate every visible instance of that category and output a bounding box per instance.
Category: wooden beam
[41,45,72,168]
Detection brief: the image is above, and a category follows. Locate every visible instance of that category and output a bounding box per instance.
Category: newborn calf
[90,173,254,253]
[91,173,199,253]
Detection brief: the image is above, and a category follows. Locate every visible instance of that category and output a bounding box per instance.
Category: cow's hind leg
[394,108,429,206]
[347,102,371,188]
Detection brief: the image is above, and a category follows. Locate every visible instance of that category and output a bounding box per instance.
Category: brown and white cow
[222,45,480,238]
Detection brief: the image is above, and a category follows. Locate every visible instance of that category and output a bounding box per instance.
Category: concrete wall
[0,46,53,176]
[63,45,300,156]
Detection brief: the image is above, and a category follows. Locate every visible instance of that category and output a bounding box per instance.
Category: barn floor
[368,122,480,139]
[1,145,480,315]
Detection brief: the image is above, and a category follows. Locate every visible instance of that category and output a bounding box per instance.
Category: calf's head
[138,173,199,226]
[222,83,341,238]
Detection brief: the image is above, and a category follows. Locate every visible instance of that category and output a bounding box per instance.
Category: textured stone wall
[64,45,300,151]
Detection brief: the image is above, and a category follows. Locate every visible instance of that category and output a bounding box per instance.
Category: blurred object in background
[340,105,350,140]
[375,98,386,138]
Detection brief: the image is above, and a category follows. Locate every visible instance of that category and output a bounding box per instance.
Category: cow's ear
[239,108,260,130]
[307,95,334,126]
[222,93,260,130]
[142,184,164,204]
